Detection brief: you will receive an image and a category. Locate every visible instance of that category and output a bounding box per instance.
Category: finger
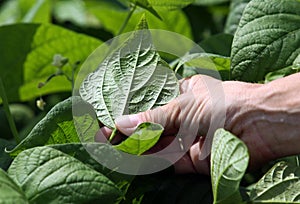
[173,154,197,174]
[115,98,182,136]
[189,138,210,175]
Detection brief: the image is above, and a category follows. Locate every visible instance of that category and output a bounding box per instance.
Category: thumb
[115,101,179,136]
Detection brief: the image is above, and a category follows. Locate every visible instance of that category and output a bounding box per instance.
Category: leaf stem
[117,3,137,35]
[0,78,21,143]
[109,128,118,142]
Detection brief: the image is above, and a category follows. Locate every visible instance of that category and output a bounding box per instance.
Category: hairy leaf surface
[211,129,249,204]
[8,146,121,203]
[80,18,179,128]
[231,0,300,81]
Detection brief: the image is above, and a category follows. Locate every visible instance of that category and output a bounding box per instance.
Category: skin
[98,73,300,174]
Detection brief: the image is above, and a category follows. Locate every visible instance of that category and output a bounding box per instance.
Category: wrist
[223,75,300,167]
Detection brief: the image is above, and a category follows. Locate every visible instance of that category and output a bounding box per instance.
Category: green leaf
[147,0,195,9]
[264,66,299,83]
[231,0,300,82]
[265,54,300,83]
[48,143,133,183]
[6,97,97,156]
[0,23,101,103]
[249,161,300,203]
[130,0,162,19]
[80,18,179,128]
[193,0,229,6]
[211,129,249,204]
[0,168,28,204]
[7,146,122,203]
[114,122,163,155]
[178,53,231,80]
[224,0,250,35]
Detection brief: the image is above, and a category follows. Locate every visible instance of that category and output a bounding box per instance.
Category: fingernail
[115,114,141,135]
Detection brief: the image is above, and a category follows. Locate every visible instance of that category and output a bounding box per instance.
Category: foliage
[0,0,300,203]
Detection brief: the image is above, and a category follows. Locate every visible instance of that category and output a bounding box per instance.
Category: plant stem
[0,78,20,143]
[117,3,137,36]
[109,128,118,142]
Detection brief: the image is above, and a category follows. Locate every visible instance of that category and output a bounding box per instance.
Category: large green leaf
[231,0,300,82]
[249,161,300,203]
[115,122,163,155]
[211,129,249,204]
[0,168,28,204]
[6,97,97,156]
[7,146,122,203]
[224,0,250,34]
[0,23,101,103]
[80,18,179,128]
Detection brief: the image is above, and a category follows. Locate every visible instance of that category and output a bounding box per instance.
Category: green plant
[0,0,300,203]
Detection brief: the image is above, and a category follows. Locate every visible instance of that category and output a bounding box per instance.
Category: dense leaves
[1,0,300,203]
[231,0,300,81]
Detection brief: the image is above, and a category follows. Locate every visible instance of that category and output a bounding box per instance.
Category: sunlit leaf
[115,123,163,155]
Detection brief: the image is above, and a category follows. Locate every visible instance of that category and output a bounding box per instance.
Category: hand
[97,74,300,174]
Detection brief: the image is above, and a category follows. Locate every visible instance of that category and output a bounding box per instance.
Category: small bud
[36,98,46,111]
[52,54,68,68]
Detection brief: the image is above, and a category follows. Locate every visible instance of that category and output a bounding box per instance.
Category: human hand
[97,73,300,174]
